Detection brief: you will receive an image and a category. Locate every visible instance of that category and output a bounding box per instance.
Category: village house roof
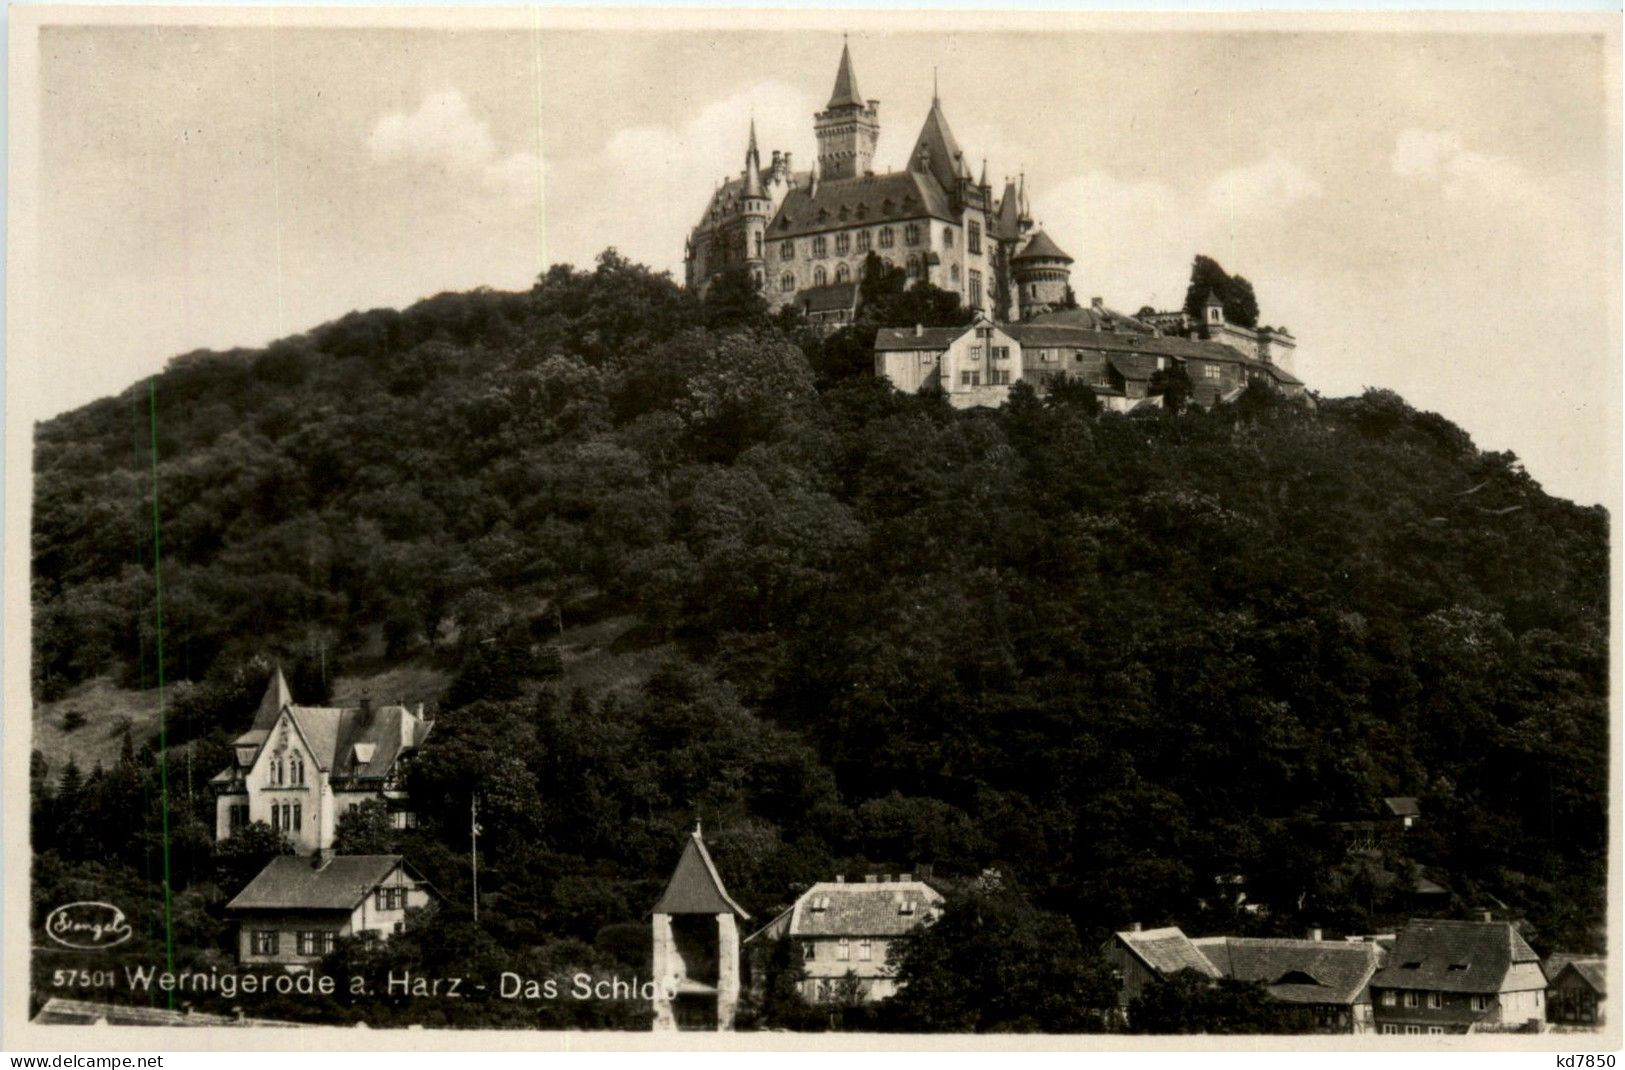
[215,672,434,785]
[1114,927,1223,980]
[1384,797,1422,818]
[651,829,749,919]
[1548,958,1605,995]
[1371,919,1543,995]
[1012,229,1073,264]
[1025,304,1155,334]
[783,879,945,939]
[1193,937,1382,1006]
[226,855,415,913]
[34,997,297,1028]
[771,170,957,239]
[873,324,971,351]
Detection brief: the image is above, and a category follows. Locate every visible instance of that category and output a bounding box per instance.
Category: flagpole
[471,792,480,926]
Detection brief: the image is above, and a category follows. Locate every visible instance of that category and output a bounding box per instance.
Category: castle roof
[770,169,956,239]
[226,855,415,913]
[742,120,765,198]
[797,281,858,314]
[827,41,865,109]
[908,97,969,192]
[1371,919,1542,994]
[993,180,1024,242]
[1012,229,1072,263]
[651,829,749,919]
[1026,305,1155,334]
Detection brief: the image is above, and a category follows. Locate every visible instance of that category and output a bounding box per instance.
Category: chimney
[1129,921,1143,933]
[1480,910,1494,923]
[881,873,892,883]
[900,872,912,882]
[914,323,924,337]
[835,875,845,883]
[771,150,781,167]
[359,692,374,726]
[1308,927,1323,942]
[1092,296,1104,310]
[864,874,878,884]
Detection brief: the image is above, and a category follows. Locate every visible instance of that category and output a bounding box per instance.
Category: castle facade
[684,43,1074,324]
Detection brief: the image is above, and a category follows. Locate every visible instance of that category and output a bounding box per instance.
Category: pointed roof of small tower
[742,119,765,198]
[1013,229,1073,263]
[651,825,750,918]
[827,40,865,109]
[979,157,989,188]
[251,667,294,731]
[994,179,1023,240]
[908,96,968,193]
[1018,172,1032,221]
[1203,290,1225,309]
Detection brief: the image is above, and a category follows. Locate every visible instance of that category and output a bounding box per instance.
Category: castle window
[836,232,851,255]
[856,230,871,253]
[906,255,921,279]
[835,263,850,284]
[814,265,827,286]
[951,263,961,283]
[781,241,793,260]
[879,226,894,249]
[904,223,921,245]
[969,270,983,309]
[838,205,849,221]
[881,199,894,213]
[943,226,955,247]
[969,221,982,254]
[812,236,827,259]
[856,204,868,220]
[781,272,795,292]
[754,233,763,258]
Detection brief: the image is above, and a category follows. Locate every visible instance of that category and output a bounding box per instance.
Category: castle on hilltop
[684,42,1071,324]
[685,42,1302,411]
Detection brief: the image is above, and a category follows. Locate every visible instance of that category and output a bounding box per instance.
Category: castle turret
[1012,229,1074,319]
[740,121,771,288]
[815,41,880,180]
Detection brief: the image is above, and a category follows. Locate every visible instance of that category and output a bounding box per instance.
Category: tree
[1149,364,1194,414]
[740,935,826,1031]
[1127,969,1314,1034]
[333,798,397,855]
[880,878,1119,1032]
[702,265,771,331]
[214,820,293,894]
[1182,255,1260,329]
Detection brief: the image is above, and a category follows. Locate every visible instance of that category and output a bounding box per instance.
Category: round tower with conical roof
[740,120,772,290]
[1012,229,1074,318]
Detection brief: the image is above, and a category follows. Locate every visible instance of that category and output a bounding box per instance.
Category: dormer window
[810,895,830,912]
[899,900,917,916]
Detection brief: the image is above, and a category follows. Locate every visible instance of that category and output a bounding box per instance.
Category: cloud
[367,89,538,203]
[1204,152,1323,217]
[1390,128,1524,200]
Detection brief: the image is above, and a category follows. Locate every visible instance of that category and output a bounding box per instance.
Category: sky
[17,15,1620,505]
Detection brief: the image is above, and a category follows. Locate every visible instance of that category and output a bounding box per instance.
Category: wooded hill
[30,252,1608,1028]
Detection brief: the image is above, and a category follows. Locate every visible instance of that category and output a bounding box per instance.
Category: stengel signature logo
[45,902,132,950]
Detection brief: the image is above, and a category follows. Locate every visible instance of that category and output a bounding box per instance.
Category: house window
[780,241,794,261]
[992,346,1010,362]
[1427,1027,1445,1035]
[989,370,1010,386]
[904,223,921,245]
[1404,1026,1422,1036]
[835,262,850,284]
[1471,996,1491,1011]
[969,221,981,254]
[289,753,304,785]
[1404,992,1421,1008]
[968,270,983,309]
[252,931,278,956]
[1041,348,1056,363]
[836,232,851,255]
[1380,991,1398,1007]
[812,236,827,259]
[1204,364,1221,380]
[856,231,871,253]
[1380,1025,1399,1035]
[801,943,815,961]
[1427,992,1442,1009]
[814,265,827,286]
[879,227,894,249]
[297,931,321,956]
[269,757,282,786]
[375,887,408,911]
[960,371,980,386]
[837,939,851,962]
[781,272,795,292]
[229,803,249,830]
[942,226,954,247]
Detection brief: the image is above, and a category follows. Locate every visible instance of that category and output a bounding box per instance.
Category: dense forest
[30,251,1609,1030]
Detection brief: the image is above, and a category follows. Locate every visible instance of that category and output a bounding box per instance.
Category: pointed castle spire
[828,38,865,109]
[742,118,765,198]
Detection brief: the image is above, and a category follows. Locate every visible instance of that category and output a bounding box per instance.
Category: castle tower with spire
[684,42,1032,324]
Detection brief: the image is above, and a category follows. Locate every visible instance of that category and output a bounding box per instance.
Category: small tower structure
[739,120,772,290]
[1012,229,1075,318]
[814,40,880,180]
[650,823,751,1031]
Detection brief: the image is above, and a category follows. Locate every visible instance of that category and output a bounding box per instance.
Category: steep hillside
[30,252,1609,1010]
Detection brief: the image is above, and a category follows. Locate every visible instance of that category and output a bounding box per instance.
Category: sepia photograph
[3,5,1620,1051]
